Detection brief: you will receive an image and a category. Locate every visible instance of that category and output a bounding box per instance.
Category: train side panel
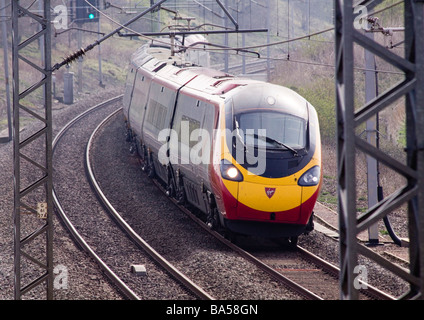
[123,65,136,123]
[169,91,217,212]
[123,45,154,123]
[138,65,199,184]
[128,67,155,138]
[142,80,179,183]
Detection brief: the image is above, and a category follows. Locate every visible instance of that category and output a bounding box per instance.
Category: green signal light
[88,13,95,19]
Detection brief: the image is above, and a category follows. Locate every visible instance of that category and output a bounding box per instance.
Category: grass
[295,78,336,144]
[318,191,337,206]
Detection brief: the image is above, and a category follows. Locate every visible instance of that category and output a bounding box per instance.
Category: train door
[123,66,136,121]
[143,82,177,183]
[193,101,214,185]
[170,94,207,211]
[128,70,153,137]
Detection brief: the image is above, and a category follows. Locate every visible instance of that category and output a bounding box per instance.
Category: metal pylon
[335,0,424,299]
[12,0,53,299]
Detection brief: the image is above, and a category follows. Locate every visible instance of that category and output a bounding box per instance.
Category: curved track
[85,107,213,300]
[52,96,139,299]
[53,96,212,300]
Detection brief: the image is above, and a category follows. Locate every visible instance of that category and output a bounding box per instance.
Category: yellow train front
[212,83,322,242]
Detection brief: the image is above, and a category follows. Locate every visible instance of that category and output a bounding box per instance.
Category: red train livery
[123,37,322,244]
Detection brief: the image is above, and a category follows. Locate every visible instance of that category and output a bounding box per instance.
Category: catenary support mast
[335,0,424,299]
[12,0,53,299]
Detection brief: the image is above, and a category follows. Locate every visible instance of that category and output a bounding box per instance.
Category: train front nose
[236,177,302,222]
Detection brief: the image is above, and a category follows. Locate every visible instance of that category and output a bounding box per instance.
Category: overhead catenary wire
[101,1,333,51]
[182,26,334,52]
[51,0,335,69]
[51,0,405,74]
[221,49,404,75]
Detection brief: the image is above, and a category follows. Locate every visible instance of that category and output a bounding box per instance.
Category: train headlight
[298,166,321,186]
[220,160,243,182]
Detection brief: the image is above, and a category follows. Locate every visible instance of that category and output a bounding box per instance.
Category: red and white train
[122,36,322,244]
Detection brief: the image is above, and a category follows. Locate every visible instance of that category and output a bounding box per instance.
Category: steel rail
[85,108,214,301]
[52,95,140,300]
[296,246,395,300]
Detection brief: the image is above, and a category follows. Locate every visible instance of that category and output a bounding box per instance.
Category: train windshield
[237,111,306,151]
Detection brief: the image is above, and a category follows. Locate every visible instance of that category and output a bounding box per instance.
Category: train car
[123,36,322,245]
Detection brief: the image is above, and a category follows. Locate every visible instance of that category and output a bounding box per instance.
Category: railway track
[213,60,274,76]
[148,176,322,299]
[52,96,211,300]
[85,106,213,300]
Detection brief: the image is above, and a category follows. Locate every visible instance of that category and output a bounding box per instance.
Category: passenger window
[179,115,201,149]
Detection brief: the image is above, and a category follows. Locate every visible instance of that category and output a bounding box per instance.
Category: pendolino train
[122,36,322,245]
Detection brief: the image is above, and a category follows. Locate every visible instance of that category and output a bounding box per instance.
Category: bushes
[295,78,336,145]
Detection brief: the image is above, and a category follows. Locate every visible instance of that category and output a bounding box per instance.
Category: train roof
[131,38,308,117]
[230,82,309,119]
[131,46,185,70]
[131,41,262,93]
